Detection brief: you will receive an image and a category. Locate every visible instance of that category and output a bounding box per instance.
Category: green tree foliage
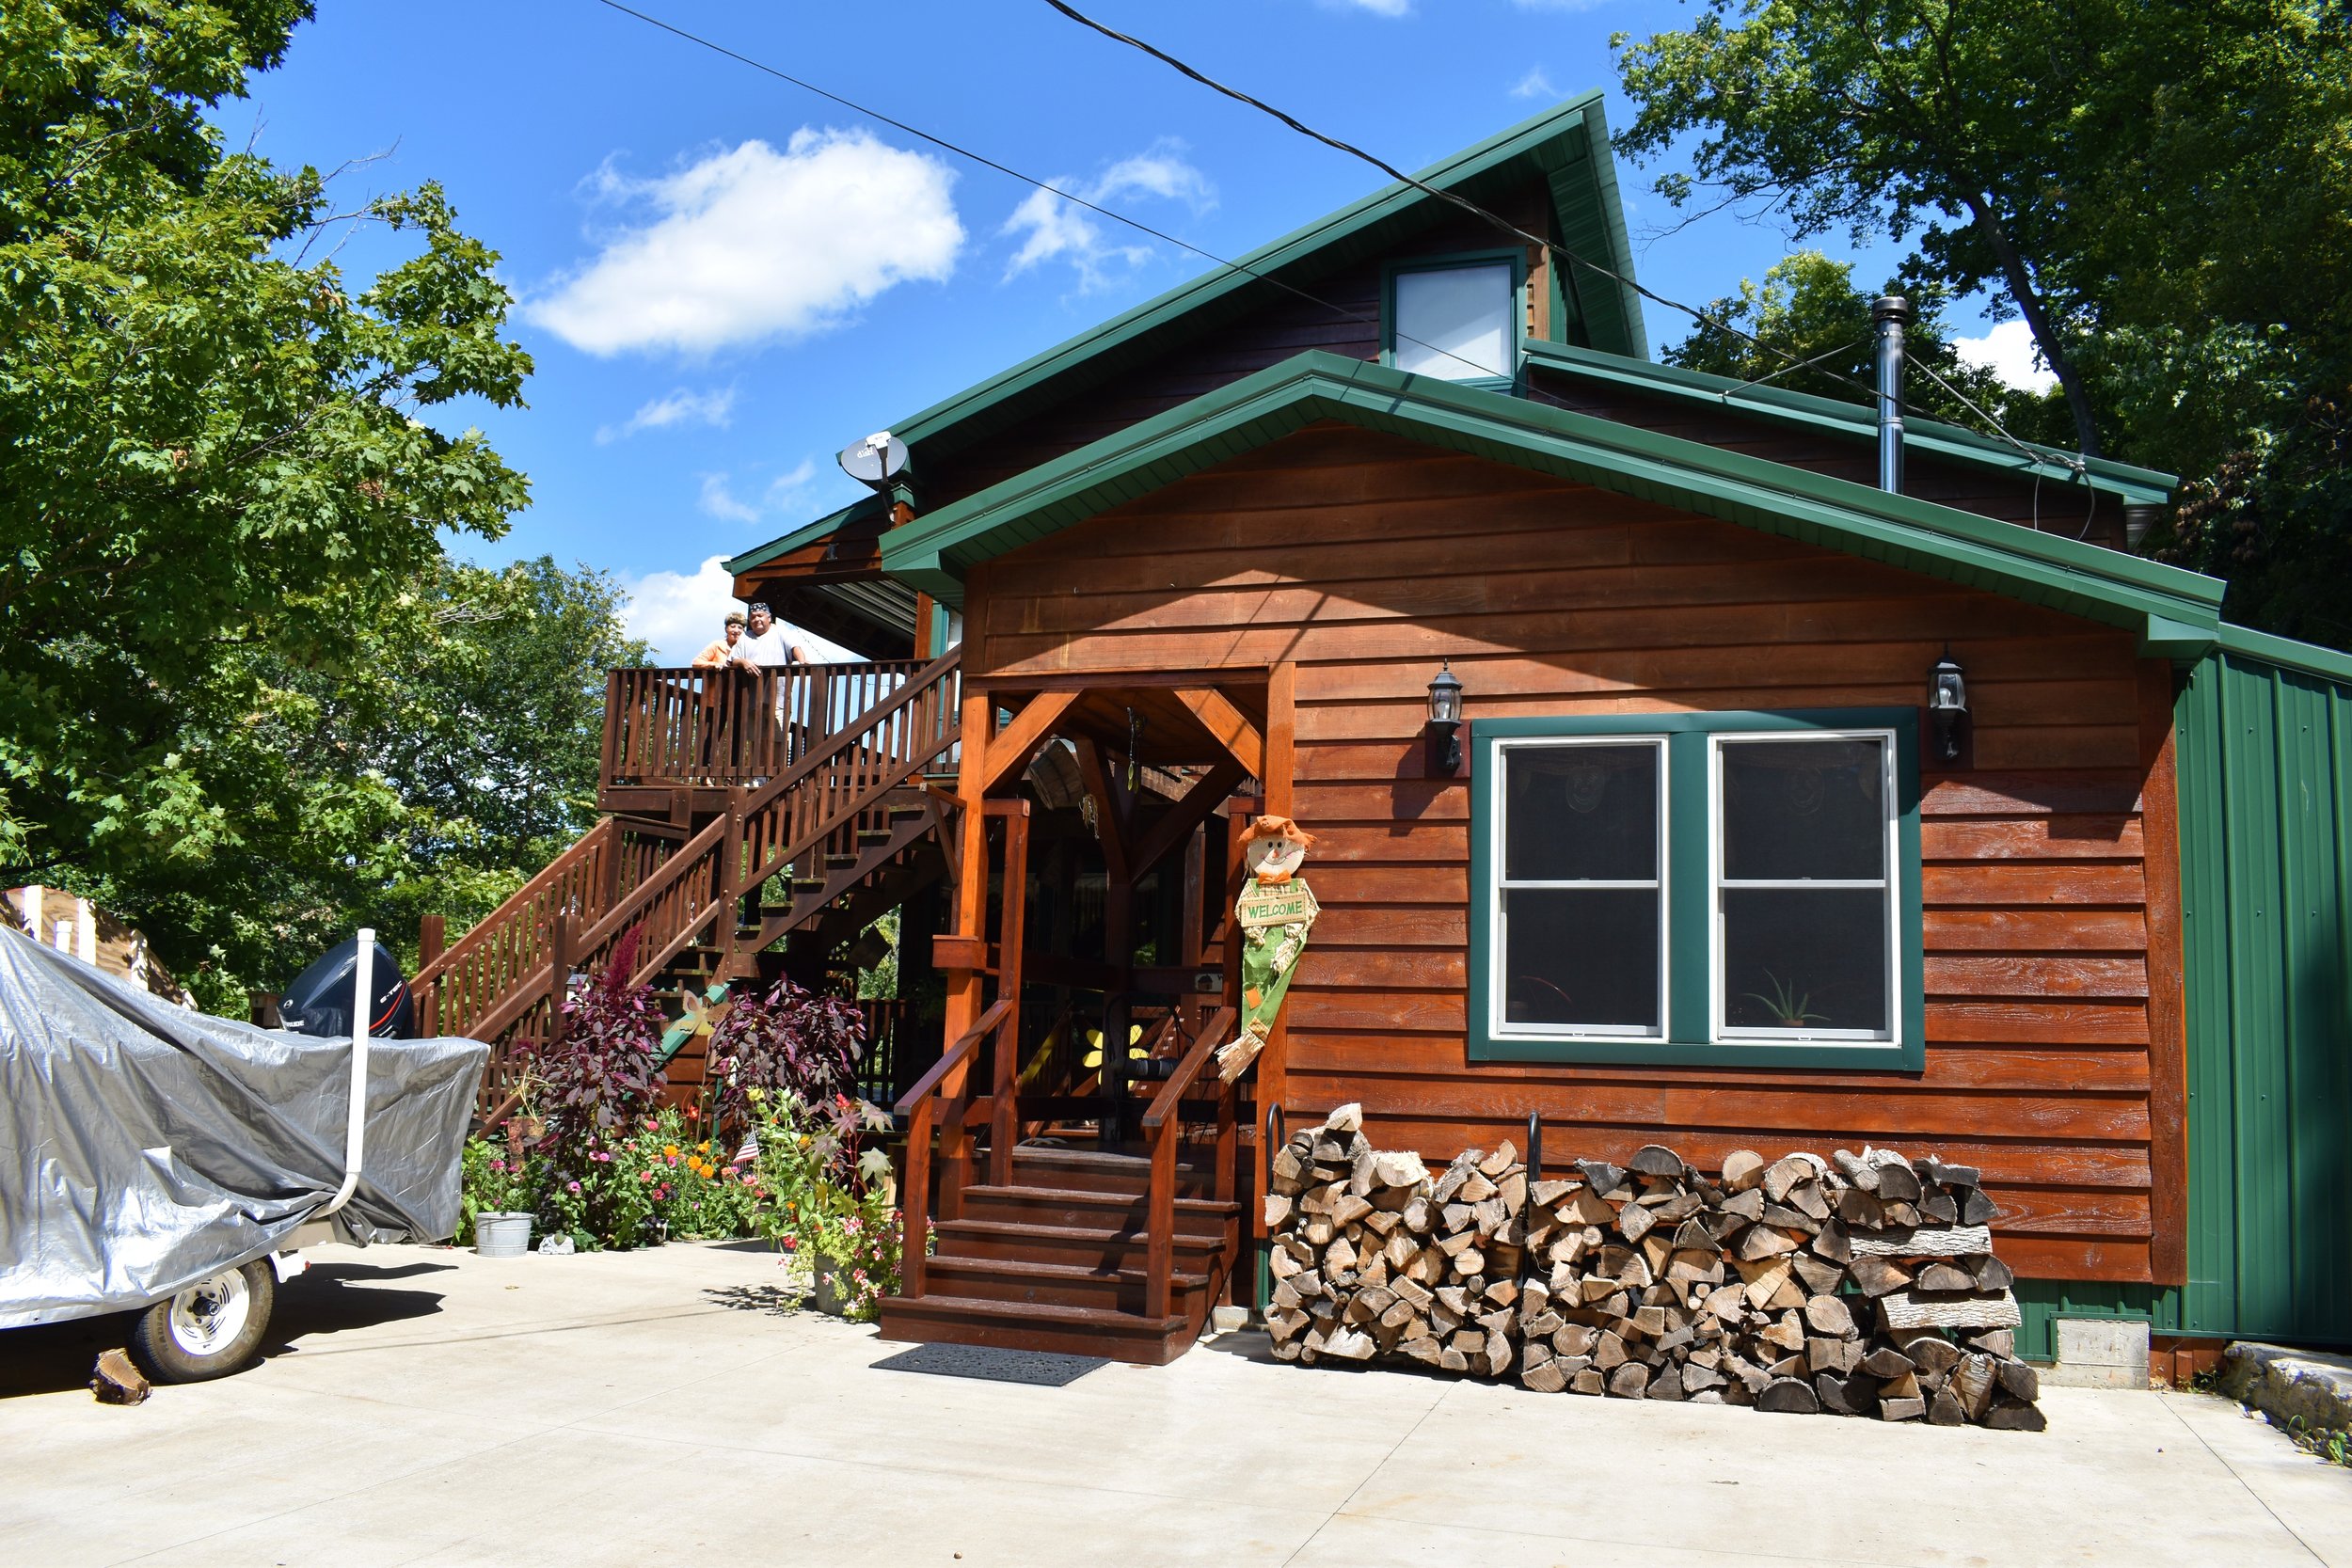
[1614,1,2352,642]
[0,4,567,1000]
[1663,250,2067,445]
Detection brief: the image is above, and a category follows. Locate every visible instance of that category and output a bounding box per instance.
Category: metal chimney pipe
[1871,295,1912,495]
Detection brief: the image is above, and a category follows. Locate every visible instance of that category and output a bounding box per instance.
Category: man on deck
[738,602,812,670]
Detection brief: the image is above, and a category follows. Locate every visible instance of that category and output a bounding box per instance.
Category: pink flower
[592,1150,612,1163]
[567,1180,581,1193]
[488,1159,506,1172]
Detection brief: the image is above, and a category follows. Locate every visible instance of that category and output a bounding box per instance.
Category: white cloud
[1001,140,1216,293]
[617,556,742,664]
[529,129,963,356]
[1322,0,1410,13]
[698,473,762,524]
[699,456,823,526]
[1952,319,2058,394]
[596,385,737,443]
[616,555,856,666]
[1510,68,1558,101]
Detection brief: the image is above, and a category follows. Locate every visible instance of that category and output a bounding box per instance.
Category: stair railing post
[418,914,445,1035]
[902,1094,933,1299]
[1147,1114,1175,1322]
[991,801,1029,1186]
[547,911,571,1051]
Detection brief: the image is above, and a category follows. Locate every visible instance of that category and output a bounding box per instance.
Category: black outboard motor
[278,936,415,1038]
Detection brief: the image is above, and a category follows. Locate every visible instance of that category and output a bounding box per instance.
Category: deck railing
[603,659,932,790]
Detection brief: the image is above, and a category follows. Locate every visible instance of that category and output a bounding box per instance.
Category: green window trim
[1381,248,1528,393]
[1469,708,1926,1071]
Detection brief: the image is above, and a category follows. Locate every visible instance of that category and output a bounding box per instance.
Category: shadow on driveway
[0,1258,455,1399]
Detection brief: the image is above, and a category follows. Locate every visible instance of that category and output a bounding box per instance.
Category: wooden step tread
[930,1217,1227,1251]
[884,1293,1186,1335]
[923,1256,1210,1290]
[960,1182,1237,1215]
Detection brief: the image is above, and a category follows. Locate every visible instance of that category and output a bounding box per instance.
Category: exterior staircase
[407,648,962,1121]
[882,1146,1238,1363]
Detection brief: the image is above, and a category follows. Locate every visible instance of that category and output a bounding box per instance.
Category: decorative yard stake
[1217,816,1320,1082]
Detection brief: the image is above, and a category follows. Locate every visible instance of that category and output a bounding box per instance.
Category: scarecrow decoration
[1216,816,1320,1083]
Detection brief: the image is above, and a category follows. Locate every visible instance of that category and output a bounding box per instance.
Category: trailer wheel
[129,1259,275,1383]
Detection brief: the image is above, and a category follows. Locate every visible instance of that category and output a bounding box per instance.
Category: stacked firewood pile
[1263,1105,1527,1374]
[1515,1144,2042,1427]
[1263,1109,2043,1429]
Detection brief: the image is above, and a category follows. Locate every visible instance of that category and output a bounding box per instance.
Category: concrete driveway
[2,1241,2346,1567]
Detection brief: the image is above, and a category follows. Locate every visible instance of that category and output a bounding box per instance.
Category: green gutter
[2215,622,2352,686]
[1523,339,2177,506]
[880,352,2222,655]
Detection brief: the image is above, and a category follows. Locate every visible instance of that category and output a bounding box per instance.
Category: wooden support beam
[1131,758,1248,882]
[992,800,1030,1186]
[1173,687,1264,780]
[977,689,1080,796]
[1070,735,1134,879]
[940,690,993,1051]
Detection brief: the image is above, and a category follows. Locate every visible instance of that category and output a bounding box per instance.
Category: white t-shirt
[738,625,795,667]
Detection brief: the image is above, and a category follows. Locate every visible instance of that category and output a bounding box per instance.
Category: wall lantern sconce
[1928,647,1969,765]
[1427,659,1465,774]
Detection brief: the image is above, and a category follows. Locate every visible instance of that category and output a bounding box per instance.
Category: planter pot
[812,1255,847,1317]
[475,1211,534,1258]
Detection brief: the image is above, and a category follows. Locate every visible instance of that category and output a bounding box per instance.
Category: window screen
[1714,735,1894,1038]
[1493,739,1665,1036]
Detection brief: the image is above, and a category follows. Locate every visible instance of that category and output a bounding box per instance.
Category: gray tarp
[0,927,488,1328]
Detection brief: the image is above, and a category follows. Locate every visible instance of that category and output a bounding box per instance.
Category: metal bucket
[475,1212,534,1258]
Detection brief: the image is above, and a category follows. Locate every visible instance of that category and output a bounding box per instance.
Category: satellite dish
[837,430,909,489]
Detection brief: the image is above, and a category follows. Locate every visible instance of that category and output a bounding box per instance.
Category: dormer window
[1386,254,1522,388]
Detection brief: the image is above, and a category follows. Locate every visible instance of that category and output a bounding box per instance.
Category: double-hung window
[1472,710,1922,1069]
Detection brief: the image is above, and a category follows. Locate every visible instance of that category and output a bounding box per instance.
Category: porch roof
[877,350,2230,658]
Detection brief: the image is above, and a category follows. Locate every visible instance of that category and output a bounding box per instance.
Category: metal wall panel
[2171,644,2352,1346]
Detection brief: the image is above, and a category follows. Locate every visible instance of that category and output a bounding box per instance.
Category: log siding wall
[967,423,2179,1286]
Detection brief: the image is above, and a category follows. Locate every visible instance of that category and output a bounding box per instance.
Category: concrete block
[2218,1341,2352,1439]
[1208,1305,1253,1335]
[2043,1317,2151,1388]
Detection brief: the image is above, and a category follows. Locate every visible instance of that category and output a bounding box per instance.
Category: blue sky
[220,0,2035,662]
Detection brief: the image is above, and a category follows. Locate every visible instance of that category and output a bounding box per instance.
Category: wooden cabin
[413,95,2352,1370]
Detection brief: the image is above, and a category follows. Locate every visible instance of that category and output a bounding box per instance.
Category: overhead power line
[589,0,1519,386]
[1034,0,2084,476]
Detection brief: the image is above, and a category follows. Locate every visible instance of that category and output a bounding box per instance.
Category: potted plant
[462,1132,540,1257]
[1747,971,1830,1030]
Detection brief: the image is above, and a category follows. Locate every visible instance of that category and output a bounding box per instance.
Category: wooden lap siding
[967,423,2175,1287]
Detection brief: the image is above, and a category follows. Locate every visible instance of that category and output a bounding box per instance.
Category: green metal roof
[731,93,1647,578]
[1522,339,2179,506]
[880,350,2226,656]
[888,91,1643,467]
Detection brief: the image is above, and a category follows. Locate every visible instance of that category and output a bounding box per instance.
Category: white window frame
[1708,728,1900,1044]
[1488,735,1669,1041]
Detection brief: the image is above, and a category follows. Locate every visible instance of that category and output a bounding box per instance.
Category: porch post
[991,800,1030,1184]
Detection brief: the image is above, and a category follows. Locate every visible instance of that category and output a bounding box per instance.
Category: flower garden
[455,931,911,1321]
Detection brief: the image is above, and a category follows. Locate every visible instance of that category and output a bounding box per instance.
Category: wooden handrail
[1141,1007,1233,1132]
[1142,1006,1236,1322]
[739,646,962,818]
[895,997,1013,1117]
[413,816,615,993]
[899,996,1015,1299]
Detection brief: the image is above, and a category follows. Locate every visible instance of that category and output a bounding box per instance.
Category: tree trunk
[1963,194,2101,458]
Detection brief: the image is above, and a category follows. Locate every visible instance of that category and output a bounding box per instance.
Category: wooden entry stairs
[883,999,1246,1365]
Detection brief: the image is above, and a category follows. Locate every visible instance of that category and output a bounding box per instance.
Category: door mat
[871,1343,1108,1386]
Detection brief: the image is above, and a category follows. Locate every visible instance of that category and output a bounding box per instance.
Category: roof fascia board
[886,93,1611,456]
[882,353,2223,648]
[1523,338,2178,504]
[723,492,888,578]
